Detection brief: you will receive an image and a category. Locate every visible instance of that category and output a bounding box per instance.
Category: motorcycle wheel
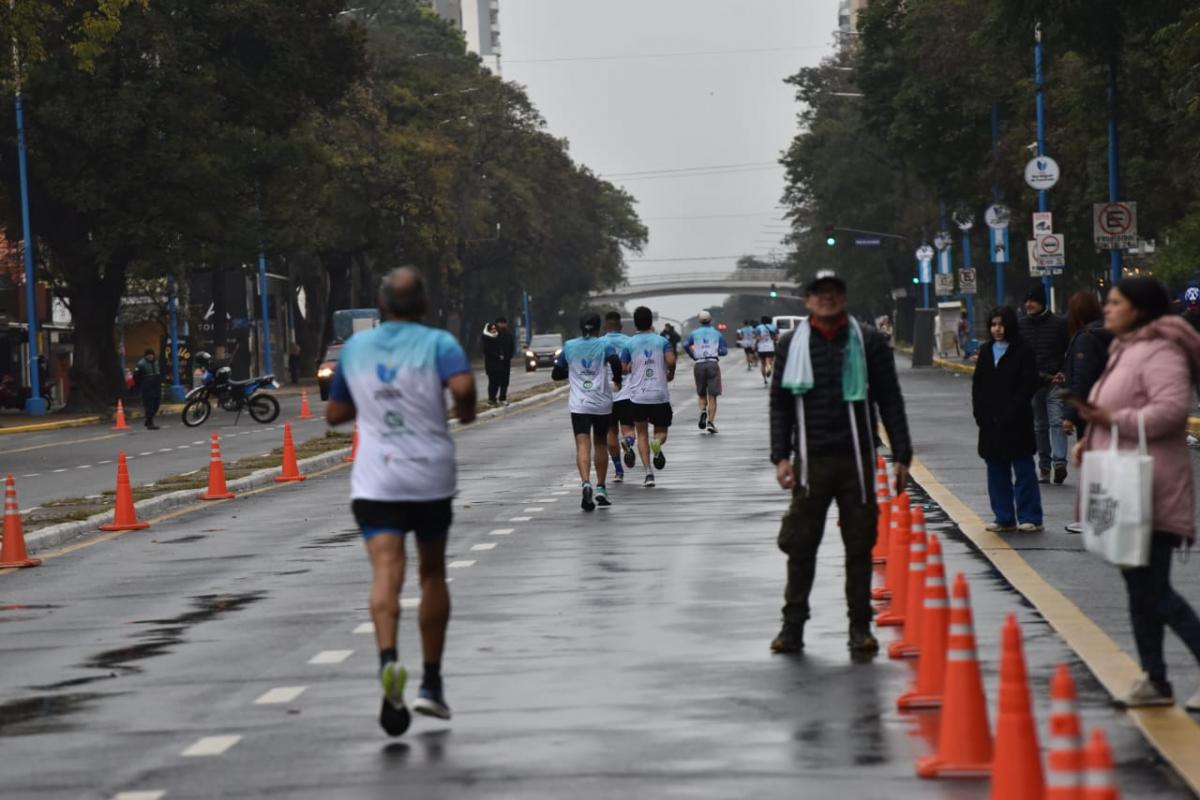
[248,393,280,423]
[182,398,211,427]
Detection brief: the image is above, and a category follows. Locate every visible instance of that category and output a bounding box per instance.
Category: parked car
[524,333,564,372]
[772,315,807,334]
[317,342,344,401]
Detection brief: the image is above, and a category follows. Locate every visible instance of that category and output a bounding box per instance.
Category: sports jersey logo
[376,361,399,384]
[643,349,653,358]
[1186,287,1200,306]
[581,358,593,369]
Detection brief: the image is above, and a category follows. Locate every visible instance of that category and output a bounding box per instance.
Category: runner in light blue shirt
[620,305,676,488]
[682,310,729,434]
[601,311,634,484]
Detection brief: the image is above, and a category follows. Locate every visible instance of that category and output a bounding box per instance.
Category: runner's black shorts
[571,412,611,437]
[611,399,635,427]
[352,498,452,543]
[631,402,673,427]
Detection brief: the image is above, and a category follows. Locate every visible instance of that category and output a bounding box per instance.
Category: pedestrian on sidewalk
[1071,278,1200,711]
[480,317,515,406]
[769,271,912,655]
[1061,291,1113,533]
[133,349,163,430]
[1018,283,1070,485]
[972,306,1043,533]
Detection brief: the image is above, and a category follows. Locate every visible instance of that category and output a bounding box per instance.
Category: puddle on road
[154,535,207,545]
[300,529,360,549]
[26,591,266,693]
[0,602,62,624]
[0,692,126,737]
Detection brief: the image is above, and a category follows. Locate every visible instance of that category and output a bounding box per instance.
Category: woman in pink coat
[1073,278,1200,710]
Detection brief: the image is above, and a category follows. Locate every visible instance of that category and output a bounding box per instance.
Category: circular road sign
[933,231,952,251]
[1097,202,1134,236]
[1025,156,1061,190]
[985,204,1011,230]
[1038,233,1063,256]
[916,245,934,262]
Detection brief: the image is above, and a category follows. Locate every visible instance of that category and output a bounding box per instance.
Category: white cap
[698,310,713,324]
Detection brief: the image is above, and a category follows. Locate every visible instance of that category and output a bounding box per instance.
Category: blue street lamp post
[258,248,273,377]
[961,227,976,355]
[1107,58,1123,287]
[1034,24,1053,300]
[167,274,186,402]
[991,104,1005,307]
[12,21,44,415]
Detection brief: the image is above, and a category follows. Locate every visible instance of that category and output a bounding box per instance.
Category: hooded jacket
[1063,320,1114,430]
[480,325,515,370]
[1084,315,1200,540]
[1017,308,1069,378]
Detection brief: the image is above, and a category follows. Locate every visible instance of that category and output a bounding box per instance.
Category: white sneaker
[1115,675,1174,708]
[1017,522,1045,533]
[1186,687,1200,713]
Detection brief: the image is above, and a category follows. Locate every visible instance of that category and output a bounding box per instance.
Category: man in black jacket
[769,272,912,654]
[1017,284,1070,484]
[480,317,515,406]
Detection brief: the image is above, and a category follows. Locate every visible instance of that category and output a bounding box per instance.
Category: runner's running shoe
[612,458,624,483]
[595,486,612,507]
[622,436,636,468]
[379,662,411,737]
[414,685,452,720]
[707,422,718,434]
[581,483,595,512]
[698,411,707,430]
[650,440,665,470]
[643,473,655,488]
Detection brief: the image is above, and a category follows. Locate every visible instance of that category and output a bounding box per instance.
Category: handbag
[1080,413,1154,568]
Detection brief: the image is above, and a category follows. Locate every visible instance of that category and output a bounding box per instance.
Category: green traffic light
[769,291,778,298]
[825,236,837,247]
[912,277,920,285]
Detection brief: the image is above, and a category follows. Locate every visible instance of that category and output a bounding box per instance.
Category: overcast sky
[501,0,837,322]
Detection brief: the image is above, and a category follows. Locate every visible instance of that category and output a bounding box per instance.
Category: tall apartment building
[428,0,501,74]
[837,0,868,36]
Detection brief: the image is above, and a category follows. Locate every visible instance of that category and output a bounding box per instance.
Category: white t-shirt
[621,332,672,405]
[555,336,618,415]
[602,331,632,402]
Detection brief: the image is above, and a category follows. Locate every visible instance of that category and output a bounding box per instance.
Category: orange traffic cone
[917,574,992,779]
[113,399,129,431]
[298,390,314,421]
[343,424,358,464]
[889,507,927,658]
[876,495,912,624]
[873,493,910,603]
[1082,728,1120,800]
[1047,664,1084,800]
[198,432,236,501]
[872,488,891,565]
[100,451,149,532]
[898,534,948,709]
[0,474,39,568]
[989,614,1044,799]
[275,422,306,483]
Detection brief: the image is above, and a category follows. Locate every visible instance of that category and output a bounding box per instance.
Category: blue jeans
[1031,384,1067,472]
[1122,533,1200,688]
[985,458,1043,526]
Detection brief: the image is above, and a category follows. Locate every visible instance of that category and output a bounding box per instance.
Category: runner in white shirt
[326,268,476,736]
[600,311,634,483]
[551,313,624,511]
[621,305,676,488]
[755,315,778,385]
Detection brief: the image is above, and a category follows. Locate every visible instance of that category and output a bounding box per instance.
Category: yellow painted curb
[905,450,1200,794]
[0,415,103,435]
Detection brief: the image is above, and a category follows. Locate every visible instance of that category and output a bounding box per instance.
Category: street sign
[1027,240,1046,277]
[1024,156,1061,190]
[1032,212,1053,237]
[933,231,952,251]
[1032,233,1066,273]
[959,268,977,294]
[853,236,883,247]
[919,258,933,284]
[990,227,1009,263]
[935,272,954,296]
[1093,201,1138,250]
[985,204,1011,230]
[916,245,934,262]
[952,208,975,231]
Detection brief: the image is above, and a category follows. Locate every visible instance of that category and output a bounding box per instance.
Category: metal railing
[610,268,794,288]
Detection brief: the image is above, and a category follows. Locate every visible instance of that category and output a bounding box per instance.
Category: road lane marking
[51,468,67,473]
[532,498,559,503]
[902,443,1200,794]
[192,441,205,446]
[522,507,544,513]
[0,431,122,456]
[176,445,190,450]
[113,792,165,800]
[98,460,112,465]
[509,516,532,522]
[158,448,174,453]
[551,491,568,496]
[489,528,514,536]
[76,464,92,469]
[448,560,476,568]
[470,543,496,551]
[308,650,354,664]
[353,622,374,634]
[400,598,419,609]
[138,452,153,457]
[181,735,241,757]
[254,686,307,704]
[21,473,38,478]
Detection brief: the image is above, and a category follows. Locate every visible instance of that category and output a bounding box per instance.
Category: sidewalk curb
[895,343,1200,434]
[0,415,104,435]
[25,381,568,555]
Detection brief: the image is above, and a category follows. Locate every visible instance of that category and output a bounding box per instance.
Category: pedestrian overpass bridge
[588,268,800,303]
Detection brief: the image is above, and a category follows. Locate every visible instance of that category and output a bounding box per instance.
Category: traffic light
[912,276,920,285]
[769,283,779,298]
[824,225,837,247]
[717,322,728,331]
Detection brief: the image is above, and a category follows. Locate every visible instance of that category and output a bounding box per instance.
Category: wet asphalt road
[0,359,1189,798]
[0,367,546,512]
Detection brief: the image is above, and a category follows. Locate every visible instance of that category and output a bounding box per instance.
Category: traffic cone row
[100,451,149,532]
[872,457,890,565]
[888,507,927,658]
[898,535,948,709]
[0,474,40,568]
[876,494,911,624]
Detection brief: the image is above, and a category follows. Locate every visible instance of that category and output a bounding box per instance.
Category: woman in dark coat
[972,306,1044,532]
[1061,290,1113,533]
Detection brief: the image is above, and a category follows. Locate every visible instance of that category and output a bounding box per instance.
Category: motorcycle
[182,366,281,427]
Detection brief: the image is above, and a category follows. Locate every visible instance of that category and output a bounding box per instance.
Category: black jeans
[777,454,878,626]
[486,365,510,403]
[142,392,161,427]
[1122,532,1200,688]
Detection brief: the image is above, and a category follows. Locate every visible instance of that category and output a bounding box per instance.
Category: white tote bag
[1080,415,1154,568]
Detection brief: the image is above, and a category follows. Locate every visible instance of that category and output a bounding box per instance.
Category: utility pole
[1034,22,1053,303]
[1106,57,1123,288]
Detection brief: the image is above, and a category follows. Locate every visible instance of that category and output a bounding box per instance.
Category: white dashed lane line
[551,491,569,496]
[51,468,67,473]
[76,464,92,469]
[470,543,496,551]
[138,452,153,457]
[22,473,38,478]
[254,686,307,705]
[98,460,112,465]
[180,735,241,757]
[400,598,419,609]
[489,528,514,536]
[113,791,166,800]
[448,560,476,569]
[308,650,354,665]
[353,622,374,634]
[509,516,532,522]
[532,498,559,503]
[192,441,205,446]
[522,507,544,513]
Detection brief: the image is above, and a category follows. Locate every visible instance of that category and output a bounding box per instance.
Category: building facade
[428,0,501,73]
[838,0,868,36]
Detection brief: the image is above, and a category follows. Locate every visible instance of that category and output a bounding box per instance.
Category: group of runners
[737,316,780,384]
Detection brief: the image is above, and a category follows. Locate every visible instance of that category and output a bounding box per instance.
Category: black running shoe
[643,473,655,488]
[622,438,636,468]
[581,484,595,512]
[379,662,411,736]
[595,486,612,507]
[770,623,804,654]
[698,411,707,430]
[848,624,879,653]
[653,451,666,471]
